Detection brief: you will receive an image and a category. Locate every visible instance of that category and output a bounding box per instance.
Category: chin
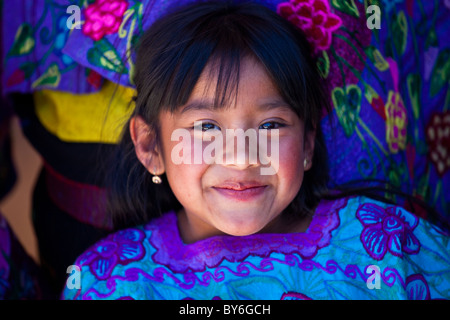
[222,229,261,237]
[209,206,274,236]
[215,219,267,237]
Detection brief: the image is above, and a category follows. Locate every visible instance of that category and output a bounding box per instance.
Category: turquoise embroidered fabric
[61,196,450,300]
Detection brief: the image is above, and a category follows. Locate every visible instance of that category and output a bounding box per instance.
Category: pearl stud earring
[151,167,162,184]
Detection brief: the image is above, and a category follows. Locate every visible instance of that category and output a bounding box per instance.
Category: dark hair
[106,1,331,229]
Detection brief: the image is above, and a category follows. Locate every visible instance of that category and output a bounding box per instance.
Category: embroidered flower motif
[356,203,420,260]
[281,292,313,300]
[425,111,450,177]
[82,0,128,41]
[277,0,342,53]
[77,228,145,280]
[405,274,432,300]
[385,90,407,154]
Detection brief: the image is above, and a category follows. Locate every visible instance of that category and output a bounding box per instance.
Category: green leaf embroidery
[19,61,38,79]
[417,170,430,201]
[317,50,330,79]
[7,23,35,57]
[332,85,362,137]
[391,11,408,56]
[365,46,389,72]
[331,0,360,18]
[407,73,421,120]
[31,63,61,89]
[429,49,450,97]
[87,39,128,74]
[387,162,407,189]
[425,29,438,49]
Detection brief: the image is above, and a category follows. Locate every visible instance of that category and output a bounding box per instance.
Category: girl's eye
[200,123,220,132]
[259,121,284,130]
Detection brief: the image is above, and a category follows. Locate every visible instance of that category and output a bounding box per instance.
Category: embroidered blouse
[61,196,450,300]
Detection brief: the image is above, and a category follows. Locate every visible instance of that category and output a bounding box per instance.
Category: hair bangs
[134,1,327,126]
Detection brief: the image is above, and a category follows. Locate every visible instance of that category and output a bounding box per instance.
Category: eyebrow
[258,98,292,111]
[179,98,292,114]
[179,101,213,114]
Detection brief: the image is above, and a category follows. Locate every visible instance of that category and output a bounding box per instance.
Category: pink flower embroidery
[82,0,128,41]
[277,0,342,53]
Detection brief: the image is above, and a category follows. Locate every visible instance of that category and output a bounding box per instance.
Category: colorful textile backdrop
[1,1,450,292]
[19,0,448,227]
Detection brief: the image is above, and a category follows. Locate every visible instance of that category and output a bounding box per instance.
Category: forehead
[171,58,296,119]
[188,56,281,107]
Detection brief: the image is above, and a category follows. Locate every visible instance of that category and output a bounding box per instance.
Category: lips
[212,181,267,201]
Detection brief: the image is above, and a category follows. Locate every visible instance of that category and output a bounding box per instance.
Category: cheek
[276,137,304,192]
[165,164,198,201]
[162,139,208,203]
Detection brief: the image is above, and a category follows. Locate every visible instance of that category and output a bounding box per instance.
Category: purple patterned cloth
[148,197,342,273]
[2,0,101,94]
[0,213,48,299]
[61,196,450,300]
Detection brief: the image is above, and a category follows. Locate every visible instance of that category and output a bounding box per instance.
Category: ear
[130,116,165,175]
[303,128,316,171]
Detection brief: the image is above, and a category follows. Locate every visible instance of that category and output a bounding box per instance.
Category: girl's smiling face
[134,57,315,243]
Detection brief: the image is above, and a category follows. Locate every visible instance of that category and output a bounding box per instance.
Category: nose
[222,128,260,170]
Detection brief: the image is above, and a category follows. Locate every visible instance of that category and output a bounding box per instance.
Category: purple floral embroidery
[281,292,313,300]
[76,228,145,280]
[405,274,431,300]
[183,296,222,300]
[357,203,420,260]
[147,197,347,273]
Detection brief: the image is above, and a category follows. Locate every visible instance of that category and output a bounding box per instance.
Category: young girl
[62,1,450,300]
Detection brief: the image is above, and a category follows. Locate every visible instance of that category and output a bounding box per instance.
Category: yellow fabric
[33,81,135,144]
